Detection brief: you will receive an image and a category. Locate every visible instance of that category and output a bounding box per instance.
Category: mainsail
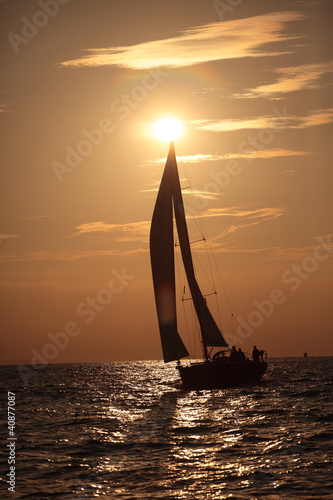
[150,141,227,363]
[150,144,189,363]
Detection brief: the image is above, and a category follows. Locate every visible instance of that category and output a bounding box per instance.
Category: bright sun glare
[153,116,184,142]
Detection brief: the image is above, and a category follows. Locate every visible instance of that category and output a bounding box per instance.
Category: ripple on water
[1,358,332,499]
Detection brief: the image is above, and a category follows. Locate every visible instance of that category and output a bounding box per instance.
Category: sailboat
[150,141,267,389]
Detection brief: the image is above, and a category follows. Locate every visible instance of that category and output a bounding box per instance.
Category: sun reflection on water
[46,359,333,499]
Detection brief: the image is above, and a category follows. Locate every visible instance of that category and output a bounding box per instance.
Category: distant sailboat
[150,141,267,389]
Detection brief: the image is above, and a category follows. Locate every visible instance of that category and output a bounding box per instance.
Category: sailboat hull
[177,359,267,390]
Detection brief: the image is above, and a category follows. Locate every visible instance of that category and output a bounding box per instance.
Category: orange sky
[1,0,332,365]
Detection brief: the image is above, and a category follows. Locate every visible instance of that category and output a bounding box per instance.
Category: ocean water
[0,357,332,499]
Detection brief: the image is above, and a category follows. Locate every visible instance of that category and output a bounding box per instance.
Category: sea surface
[0,357,332,499]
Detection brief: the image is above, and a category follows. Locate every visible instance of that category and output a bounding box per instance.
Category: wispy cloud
[60,12,304,69]
[0,222,151,262]
[270,234,333,261]
[21,215,50,221]
[0,281,82,291]
[195,237,333,258]
[177,206,286,250]
[0,233,18,241]
[58,208,284,257]
[142,149,311,168]
[0,248,147,263]
[203,206,285,240]
[142,185,226,201]
[289,108,333,128]
[191,109,333,132]
[204,206,284,218]
[72,220,150,242]
[237,61,333,98]
[191,117,278,132]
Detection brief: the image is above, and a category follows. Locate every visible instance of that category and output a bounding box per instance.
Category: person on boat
[230,345,237,359]
[252,346,260,362]
[259,350,265,361]
[238,348,245,359]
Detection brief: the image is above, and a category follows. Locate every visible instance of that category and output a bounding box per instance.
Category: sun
[153,116,184,142]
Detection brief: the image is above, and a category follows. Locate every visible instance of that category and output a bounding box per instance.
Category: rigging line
[175,144,216,288]
[233,315,255,349]
[175,142,231,351]
[184,182,226,333]
[174,142,207,358]
[205,232,234,317]
[208,246,224,333]
[188,195,221,304]
[203,236,219,298]
[175,143,207,240]
[174,143,218,245]
[203,237,224,333]
[180,157,224,326]
[183,154,234,332]
[175,239,193,356]
[175,237,205,247]
[192,250,216,294]
[176,142,226,333]
[182,291,217,301]
[183,164,212,243]
[189,189,207,241]
[190,193,206,238]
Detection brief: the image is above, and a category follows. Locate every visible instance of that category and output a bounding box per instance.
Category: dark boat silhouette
[150,141,267,389]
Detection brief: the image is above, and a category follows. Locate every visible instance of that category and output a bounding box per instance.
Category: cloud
[0,222,151,263]
[0,248,147,263]
[141,184,225,200]
[72,220,150,242]
[0,233,18,241]
[201,206,285,240]
[60,12,304,69]
[193,235,333,258]
[66,209,285,256]
[204,206,284,218]
[191,109,333,132]
[0,281,78,290]
[171,206,285,251]
[289,108,333,129]
[142,149,311,168]
[191,117,279,132]
[142,154,219,165]
[237,61,333,98]
[21,215,50,221]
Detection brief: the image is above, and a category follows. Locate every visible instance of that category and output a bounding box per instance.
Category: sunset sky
[1,0,332,365]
